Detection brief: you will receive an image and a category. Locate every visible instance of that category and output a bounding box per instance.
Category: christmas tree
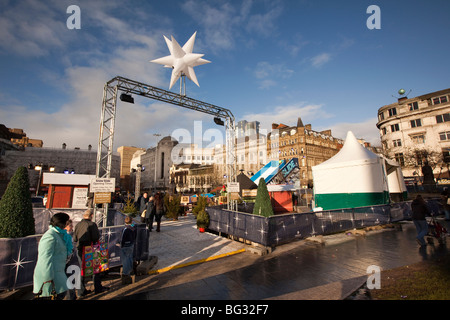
[0,166,35,238]
[252,178,274,217]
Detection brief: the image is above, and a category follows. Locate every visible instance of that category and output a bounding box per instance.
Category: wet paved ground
[3,215,449,303]
[116,218,450,300]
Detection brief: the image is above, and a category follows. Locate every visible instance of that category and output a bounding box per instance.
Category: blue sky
[0,0,449,149]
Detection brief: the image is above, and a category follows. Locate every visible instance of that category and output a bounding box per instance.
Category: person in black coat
[118,216,137,283]
[73,209,109,295]
[145,196,156,231]
[138,192,148,215]
[411,195,430,247]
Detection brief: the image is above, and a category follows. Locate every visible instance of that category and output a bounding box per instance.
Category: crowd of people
[32,189,186,299]
[31,187,449,300]
[136,192,166,232]
[32,209,136,300]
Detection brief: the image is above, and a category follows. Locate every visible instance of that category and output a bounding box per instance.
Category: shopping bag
[81,242,109,276]
[96,242,109,273]
[34,280,57,300]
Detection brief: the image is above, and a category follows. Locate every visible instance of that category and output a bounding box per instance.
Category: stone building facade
[129,136,179,193]
[0,145,120,197]
[121,118,356,194]
[376,88,450,179]
[267,117,344,188]
[117,146,146,192]
[0,125,43,148]
[213,124,267,185]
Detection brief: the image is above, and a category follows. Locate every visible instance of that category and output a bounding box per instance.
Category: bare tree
[403,146,444,176]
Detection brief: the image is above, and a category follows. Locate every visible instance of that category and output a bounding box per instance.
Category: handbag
[81,242,109,276]
[34,280,57,300]
[141,209,147,218]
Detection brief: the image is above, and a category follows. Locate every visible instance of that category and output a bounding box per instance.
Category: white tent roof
[312,131,387,194]
[315,131,379,169]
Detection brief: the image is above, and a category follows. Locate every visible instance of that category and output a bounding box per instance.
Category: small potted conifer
[196,209,210,233]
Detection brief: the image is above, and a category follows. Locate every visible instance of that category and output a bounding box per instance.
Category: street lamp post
[33,164,55,196]
[133,164,144,202]
[153,133,161,193]
[34,165,43,197]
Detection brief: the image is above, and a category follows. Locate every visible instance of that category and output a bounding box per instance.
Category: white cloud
[310,53,331,68]
[241,101,380,146]
[0,1,212,150]
[182,0,239,52]
[279,33,310,57]
[181,0,283,53]
[321,118,381,146]
[254,61,294,89]
[0,79,212,150]
[245,2,283,37]
[242,102,333,133]
[0,0,67,57]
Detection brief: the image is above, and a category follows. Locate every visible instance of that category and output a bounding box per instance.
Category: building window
[394,153,404,166]
[439,131,450,141]
[410,119,422,128]
[410,134,425,144]
[433,96,448,105]
[381,127,386,135]
[390,123,400,132]
[443,150,450,163]
[378,112,384,121]
[388,108,397,117]
[393,139,402,147]
[408,101,419,111]
[436,113,450,123]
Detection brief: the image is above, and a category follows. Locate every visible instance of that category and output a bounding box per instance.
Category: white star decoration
[3,245,34,288]
[151,31,211,89]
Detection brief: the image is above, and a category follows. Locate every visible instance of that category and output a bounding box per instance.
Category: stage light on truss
[120,93,134,104]
[214,117,224,126]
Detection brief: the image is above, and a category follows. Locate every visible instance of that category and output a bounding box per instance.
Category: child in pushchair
[426,215,448,245]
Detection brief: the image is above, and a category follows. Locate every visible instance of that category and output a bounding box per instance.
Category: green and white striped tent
[312,131,392,210]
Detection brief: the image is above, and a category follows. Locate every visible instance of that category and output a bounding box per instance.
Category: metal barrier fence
[1,199,444,291]
[0,209,149,291]
[207,198,444,247]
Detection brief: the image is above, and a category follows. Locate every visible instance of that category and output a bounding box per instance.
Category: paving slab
[146,215,247,274]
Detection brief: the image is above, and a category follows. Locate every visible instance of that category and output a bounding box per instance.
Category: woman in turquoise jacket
[33,212,72,299]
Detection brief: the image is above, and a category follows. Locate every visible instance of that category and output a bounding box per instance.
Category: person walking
[118,216,137,284]
[64,219,77,300]
[73,209,109,296]
[421,162,435,193]
[411,195,431,247]
[154,192,165,232]
[138,192,148,218]
[145,196,156,230]
[33,212,71,299]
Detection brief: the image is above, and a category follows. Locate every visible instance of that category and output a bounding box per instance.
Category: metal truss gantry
[96,76,237,223]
